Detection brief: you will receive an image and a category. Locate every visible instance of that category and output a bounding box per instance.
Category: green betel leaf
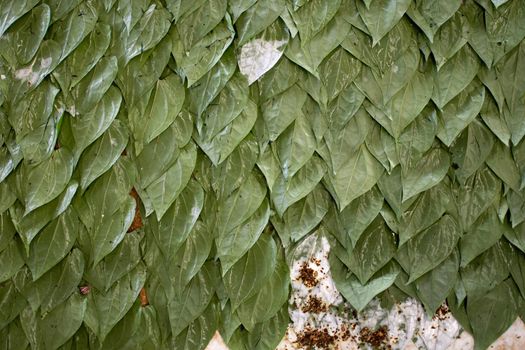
[272,154,326,216]
[285,4,351,75]
[454,166,501,232]
[507,194,525,234]
[257,57,300,102]
[401,146,450,202]
[196,99,258,165]
[406,0,461,42]
[485,0,525,65]
[131,73,185,147]
[399,180,452,246]
[217,200,270,274]
[148,179,204,261]
[98,302,142,350]
[228,0,257,22]
[451,118,495,184]
[211,136,258,198]
[8,40,62,103]
[194,73,248,141]
[79,158,136,265]
[235,0,285,46]
[0,0,39,37]
[0,238,25,283]
[463,0,493,67]
[331,255,399,312]
[437,79,485,147]
[84,232,142,293]
[0,181,16,214]
[236,248,289,330]
[67,55,118,116]
[261,85,307,142]
[431,45,480,109]
[116,36,172,110]
[176,0,227,50]
[0,319,29,350]
[414,249,459,315]
[168,262,217,337]
[84,265,146,342]
[357,0,411,46]
[171,220,214,287]
[146,142,197,220]
[325,144,384,211]
[498,40,525,145]
[319,47,362,103]
[7,80,59,163]
[398,214,461,283]
[48,2,98,61]
[2,4,50,66]
[384,68,433,138]
[0,280,27,330]
[272,184,330,247]
[459,209,506,267]
[20,293,86,350]
[274,113,316,179]
[188,49,237,117]
[3,0,525,346]
[289,0,341,44]
[52,22,111,94]
[20,147,74,214]
[69,86,122,156]
[429,12,469,70]
[215,171,266,239]
[377,165,403,218]
[136,126,181,191]
[173,20,234,87]
[224,233,277,309]
[514,139,525,190]
[397,105,438,169]
[11,180,78,249]
[507,243,525,298]
[23,248,84,313]
[45,0,81,22]
[324,105,372,168]
[461,242,510,300]
[467,280,520,350]
[325,186,383,249]
[486,140,521,191]
[78,120,128,191]
[27,208,79,280]
[121,4,171,65]
[173,299,220,350]
[0,211,16,253]
[252,305,290,350]
[341,216,396,284]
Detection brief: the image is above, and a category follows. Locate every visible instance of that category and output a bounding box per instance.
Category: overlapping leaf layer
[0,0,525,349]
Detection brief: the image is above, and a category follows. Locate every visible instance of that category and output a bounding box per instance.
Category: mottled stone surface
[238,39,286,84]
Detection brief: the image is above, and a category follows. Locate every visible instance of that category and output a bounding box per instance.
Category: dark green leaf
[415,249,459,315]
[27,208,79,280]
[332,255,399,312]
[168,262,217,336]
[84,265,146,342]
[236,248,289,330]
[342,216,396,284]
[224,233,277,309]
[398,214,461,283]
[467,279,520,350]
